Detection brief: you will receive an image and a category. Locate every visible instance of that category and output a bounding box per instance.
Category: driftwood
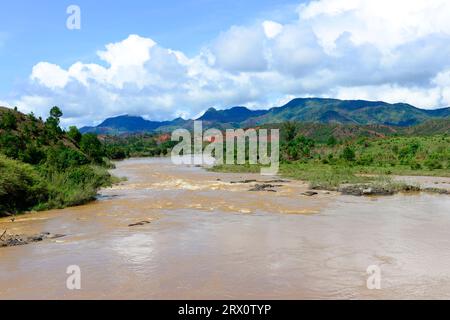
[0,229,6,240]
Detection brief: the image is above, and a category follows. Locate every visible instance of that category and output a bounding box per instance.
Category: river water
[1,158,450,299]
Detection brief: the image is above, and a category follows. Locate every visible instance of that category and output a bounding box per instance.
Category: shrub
[0,133,22,159]
[410,162,422,170]
[326,136,338,147]
[0,155,49,215]
[424,159,443,170]
[342,146,356,162]
[46,165,113,208]
[0,111,18,130]
[67,126,82,144]
[80,133,105,163]
[357,154,374,166]
[45,145,90,170]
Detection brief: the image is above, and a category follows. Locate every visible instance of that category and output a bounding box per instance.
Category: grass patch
[211,162,377,190]
[210,163,262,174]
[211,161,446,194]
[280,163,372,190]
[0,155,116,216]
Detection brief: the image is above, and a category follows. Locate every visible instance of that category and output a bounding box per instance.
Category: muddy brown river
[1,158,450,299]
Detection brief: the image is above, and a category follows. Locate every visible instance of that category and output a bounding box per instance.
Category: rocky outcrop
[0,232,65,248]
[339,185,395,196]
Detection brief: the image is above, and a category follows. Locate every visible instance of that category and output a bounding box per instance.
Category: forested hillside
[0,106,116,216]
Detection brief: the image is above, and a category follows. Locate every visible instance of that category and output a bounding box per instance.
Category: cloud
[0,100,11,108]
[299,0,450,52]
[270,22,325,77]
[211,25,268,72]
[263,21,283,39]
[332,84,442,109]
[31,62,70,89]
[97,34,156,68]
[4,0,450,127]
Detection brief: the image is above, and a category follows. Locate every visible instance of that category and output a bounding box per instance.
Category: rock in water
[230,180,257,184]
[129,221,151,227]
[249,184,281,192]
[339,185,394,196]
[302,191,319,197]
[0,232,66,248]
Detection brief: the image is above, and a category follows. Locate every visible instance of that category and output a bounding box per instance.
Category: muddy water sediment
[0,158,450,299]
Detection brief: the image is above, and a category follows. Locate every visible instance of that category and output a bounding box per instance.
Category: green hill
[403,119,450,136]
[245,98,450,127]
[81,98,450,135]
[0,106,115,216]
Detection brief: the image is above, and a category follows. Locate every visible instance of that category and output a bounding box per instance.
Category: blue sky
[1,0,450,127]
[0,0,299,95]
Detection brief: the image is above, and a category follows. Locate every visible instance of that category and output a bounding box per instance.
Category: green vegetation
[244,98,450,127]
[1,103,448,216]
[103,134,177,159]
[211,121,450,192]
[0,106,116,216]
[101,118,449,192]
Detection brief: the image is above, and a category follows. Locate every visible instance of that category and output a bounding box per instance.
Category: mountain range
[80,98,450,134]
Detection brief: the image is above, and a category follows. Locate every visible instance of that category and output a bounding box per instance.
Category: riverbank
[211,162,450,195]
[0,106,122,217]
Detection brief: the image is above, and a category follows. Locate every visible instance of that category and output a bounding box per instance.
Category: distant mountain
[243,98,450,127]
[198,106,268,123]
[80,115,189,134]
[80,98,450,134]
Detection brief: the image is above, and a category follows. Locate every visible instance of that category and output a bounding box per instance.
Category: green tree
[0,111,17,130]
[67,126,82,144]
[80,134,104,163]
[45,144,89,170]
[50,106,63,122]
[0,133,22,159]
[285,136,315,161]
[45,106,64,139]
[0,155,49,214]
[327,136,338,147]
[282,121,298,141]
[342,146,356,162]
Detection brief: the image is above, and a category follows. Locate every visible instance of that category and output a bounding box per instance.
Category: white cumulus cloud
[4,0,450,127]
[31,62,70,89]
[263,20,283,39]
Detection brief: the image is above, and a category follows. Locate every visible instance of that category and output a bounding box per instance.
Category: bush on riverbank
[37,165,116,211]
[0,155,48,214]
[0,107,116,216]
[0,155,115,215]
